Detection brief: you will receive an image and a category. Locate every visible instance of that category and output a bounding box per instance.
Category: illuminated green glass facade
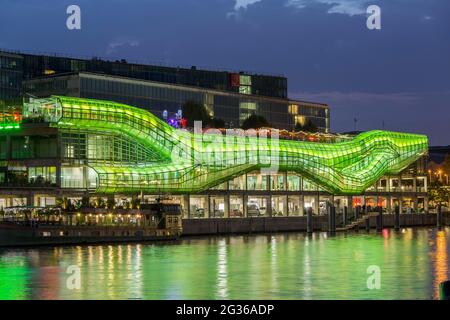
[18,96,428,196]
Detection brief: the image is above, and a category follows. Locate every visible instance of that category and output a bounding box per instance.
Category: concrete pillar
[299,194,305,216]
[266,195,272,217]
[386,196,392,214]
[243,194,248,217]
[314,193,319,215]
[224,194,230,218]
[183,195,190,219]
[413,196,419,214]
[206,195,210,219]
[307,207,313,234]
[347,196,353,214]
[394,205,400,231]
[56,165,62,189]
[282,196,288,217]
[343,206,348,226]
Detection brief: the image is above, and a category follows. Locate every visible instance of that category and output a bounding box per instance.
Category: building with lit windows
[0,52,23,99]
[1,50,329,132]
[22,72,329,131]
[0,96,429,218]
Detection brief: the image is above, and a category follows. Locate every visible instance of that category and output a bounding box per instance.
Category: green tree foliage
[428,180,450,206]
[241,114,270,130]
[441,154,450,175]
[181,101,226,128]
[182,100,212,127]
[294,119,319,133]
[208,118,226,129]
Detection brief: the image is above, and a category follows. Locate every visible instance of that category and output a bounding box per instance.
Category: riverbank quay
[182,212,449,236]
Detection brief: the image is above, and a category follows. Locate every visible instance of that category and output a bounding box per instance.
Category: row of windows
[0,136,58,160]
[0,56,23,71]
[25,78,69,92]
[0,71,22,89]
[78,78,329,130]
[20,53,287,98]
[61,132,161,163]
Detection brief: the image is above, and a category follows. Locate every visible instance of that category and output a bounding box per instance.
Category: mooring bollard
[437,204,443,228]
[307,207,313,234]
[343,206,348,226]
[440,280,450,300]
[394,205,400,231]
[376,206,383,231]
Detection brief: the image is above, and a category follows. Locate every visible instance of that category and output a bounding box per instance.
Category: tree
[208,118,226,129]
[294,119,319,133]
[429,180,450,207]
[106,198,115,210]
[180,101,226,128]
[241,114,269,130]
[441,154,450,176]
[182,100,211,127]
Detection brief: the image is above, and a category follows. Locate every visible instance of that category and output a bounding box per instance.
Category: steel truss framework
[22,96,428,195]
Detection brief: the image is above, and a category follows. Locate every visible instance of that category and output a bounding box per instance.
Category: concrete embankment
[182,213,450,236]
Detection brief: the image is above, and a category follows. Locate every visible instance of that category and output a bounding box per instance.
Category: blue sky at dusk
[1,0,449,144]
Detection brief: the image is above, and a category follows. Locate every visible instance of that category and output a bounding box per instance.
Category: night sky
[1,0,449,145]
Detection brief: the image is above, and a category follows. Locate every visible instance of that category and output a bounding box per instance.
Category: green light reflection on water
[0,227,448,300]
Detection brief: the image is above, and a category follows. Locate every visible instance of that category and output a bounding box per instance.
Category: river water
[0,227,449,300]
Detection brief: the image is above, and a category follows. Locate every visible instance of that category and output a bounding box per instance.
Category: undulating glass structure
[19,96,428,196]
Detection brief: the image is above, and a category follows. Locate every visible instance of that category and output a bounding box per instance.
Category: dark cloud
[1,0,449,144]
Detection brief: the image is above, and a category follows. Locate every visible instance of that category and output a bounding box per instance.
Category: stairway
[336,212,378,232]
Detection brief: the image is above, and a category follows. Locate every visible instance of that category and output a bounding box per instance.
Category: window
[294,115,306,126]
[61,167,85,188]
[239,75,252,95]
[28,166,56,185]
[288,104,298,114]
